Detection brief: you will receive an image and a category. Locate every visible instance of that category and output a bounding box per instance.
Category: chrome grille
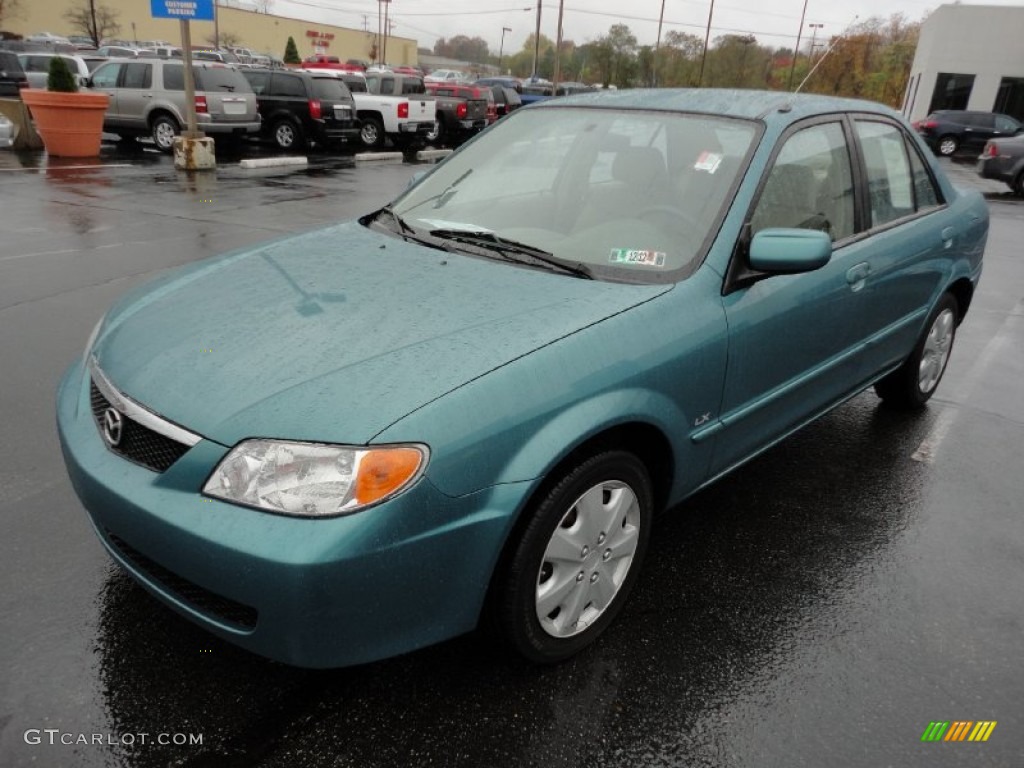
[89,381,191,473]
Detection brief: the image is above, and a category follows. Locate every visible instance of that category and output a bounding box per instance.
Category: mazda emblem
[102,407,124,447]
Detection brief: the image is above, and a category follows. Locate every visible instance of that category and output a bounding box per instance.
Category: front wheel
[874,293,958,409]
[491,451,653,663]
[150,114,179,153]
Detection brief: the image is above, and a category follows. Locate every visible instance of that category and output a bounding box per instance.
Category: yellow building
[4,0,419,66]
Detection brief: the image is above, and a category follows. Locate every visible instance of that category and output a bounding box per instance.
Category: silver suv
[88,59,260,151]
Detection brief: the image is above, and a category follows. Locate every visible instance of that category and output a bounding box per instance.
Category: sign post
[150,0,217,169]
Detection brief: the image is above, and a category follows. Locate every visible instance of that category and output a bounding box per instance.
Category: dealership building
[903,3,1024,122]
[3,0,420,66]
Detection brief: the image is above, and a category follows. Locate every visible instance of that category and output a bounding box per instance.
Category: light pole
[499,26,511,72]
[807,23,824,64]
[552,0,564,92]
[382,0,391,65]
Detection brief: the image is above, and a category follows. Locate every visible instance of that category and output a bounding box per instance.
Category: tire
[359,116,385,149]
[150,114,179,153]
[937,135,958,156]
[1013,170,1024,197]
[874,293,958,409]
[491,451,653,664]
[272,118,305,151]
[425,118,444,145]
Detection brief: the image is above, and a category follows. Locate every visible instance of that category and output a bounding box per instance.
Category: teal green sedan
[57,90,988,667]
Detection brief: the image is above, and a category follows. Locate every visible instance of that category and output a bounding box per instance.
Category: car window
[244,70,269,95]
[163,64,184,90]
[311,77,349,100]
[994,115,1019,132]
[751,121,855,242]
[401,78,425,95]
[969,113,994,130]
[905,138,942,209]
[855,121,916,227]
[90,62,121,89]
[122,63,152,89]
[342,75,367,92]
[378,77,395,95]
[195,67,250,93]
[21,55,52,73]
[270,73,305,97]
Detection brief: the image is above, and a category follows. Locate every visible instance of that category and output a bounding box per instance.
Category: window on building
[993,77,1024,123]
[929,73,975,112]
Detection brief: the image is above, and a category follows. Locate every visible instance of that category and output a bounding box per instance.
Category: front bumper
[57,360,526,668]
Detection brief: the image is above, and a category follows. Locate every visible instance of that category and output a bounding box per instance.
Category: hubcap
[362,124,379,144]
[154,122,175,149]
[535,480,640,638]
[276,124,294,146]
[919,308,955,394]
[940,138,956,155]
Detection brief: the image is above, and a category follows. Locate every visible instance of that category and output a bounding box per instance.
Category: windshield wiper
[369,206,454,252]
[429,229,592,279]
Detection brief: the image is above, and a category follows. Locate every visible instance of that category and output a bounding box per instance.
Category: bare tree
[206,31,240,48]
[254,0,274,13]
[63,0,121,47]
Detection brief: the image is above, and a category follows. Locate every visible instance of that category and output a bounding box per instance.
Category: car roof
[541,88,903,124]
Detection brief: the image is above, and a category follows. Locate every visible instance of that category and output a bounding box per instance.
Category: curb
[239,156,309,169]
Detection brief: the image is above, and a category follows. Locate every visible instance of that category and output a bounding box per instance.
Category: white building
[903,3,1024,122]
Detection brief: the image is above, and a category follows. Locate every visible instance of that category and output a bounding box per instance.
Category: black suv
[242,68,359,150]
[0,51,29,97]
[914,110,1023,156]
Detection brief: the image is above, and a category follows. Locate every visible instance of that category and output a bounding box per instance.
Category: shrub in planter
[21,55,109,157]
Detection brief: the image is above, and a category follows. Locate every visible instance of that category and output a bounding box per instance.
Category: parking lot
[1,146,1022,767]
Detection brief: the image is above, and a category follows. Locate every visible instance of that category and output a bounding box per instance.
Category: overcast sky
[269,0,1024,56]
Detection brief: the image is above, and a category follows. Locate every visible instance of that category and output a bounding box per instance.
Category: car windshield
[388,107,757,283]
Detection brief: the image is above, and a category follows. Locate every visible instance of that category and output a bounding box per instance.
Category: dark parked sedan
[978,135,1024,195]
[914,109,1022,156]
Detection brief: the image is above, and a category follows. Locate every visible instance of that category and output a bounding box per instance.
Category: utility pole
[382,0,391,64]
[499,26,511,72]
[213,0,220,49]
[653,0,666,87]
[531,0,541,79]
[787,0,809,90]
[698,0,715,87]
[377,1,382,65]
[552,0,564,93]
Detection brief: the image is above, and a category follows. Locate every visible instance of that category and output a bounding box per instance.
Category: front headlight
[203,440,428,518]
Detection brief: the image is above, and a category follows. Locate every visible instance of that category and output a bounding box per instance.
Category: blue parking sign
[150,0,215,21]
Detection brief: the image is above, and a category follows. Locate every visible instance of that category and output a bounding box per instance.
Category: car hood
[93,221,669,446]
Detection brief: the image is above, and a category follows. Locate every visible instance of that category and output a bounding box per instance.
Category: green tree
[284,36,300,65]
[47,55,78,93]
[433,35,490,64]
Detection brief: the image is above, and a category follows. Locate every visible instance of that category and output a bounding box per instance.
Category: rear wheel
[874,293,958,409]
[150,114,179,153]
[272,118,305,151]
[1013,170,1024,197]
[491,451,653,663]
[425,119,445,145]
[937,135,959,156]
[359,116,385,149]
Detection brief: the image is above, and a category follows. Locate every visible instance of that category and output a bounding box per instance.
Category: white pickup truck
[306,70,435,150]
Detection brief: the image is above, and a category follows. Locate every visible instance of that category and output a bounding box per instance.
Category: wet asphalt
[1,144,1022,768]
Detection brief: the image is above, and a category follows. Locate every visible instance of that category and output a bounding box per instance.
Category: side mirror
[749,228,832,273]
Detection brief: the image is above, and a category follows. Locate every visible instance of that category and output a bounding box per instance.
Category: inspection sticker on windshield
[609,249,666,267]
[694,151,722,174]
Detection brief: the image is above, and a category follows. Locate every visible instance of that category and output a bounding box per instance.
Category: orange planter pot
[21,90,110,158]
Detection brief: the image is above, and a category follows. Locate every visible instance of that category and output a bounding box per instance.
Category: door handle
[846,262,870,285]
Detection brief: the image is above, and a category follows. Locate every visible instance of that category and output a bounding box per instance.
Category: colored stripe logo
[921,721,997,742]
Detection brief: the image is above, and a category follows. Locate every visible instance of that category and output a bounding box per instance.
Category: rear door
[195,66,255,124]
[114,62,154,131]
[963,112,995,152]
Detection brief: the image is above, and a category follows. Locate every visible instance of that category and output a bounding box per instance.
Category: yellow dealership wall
[5,0,419,65]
